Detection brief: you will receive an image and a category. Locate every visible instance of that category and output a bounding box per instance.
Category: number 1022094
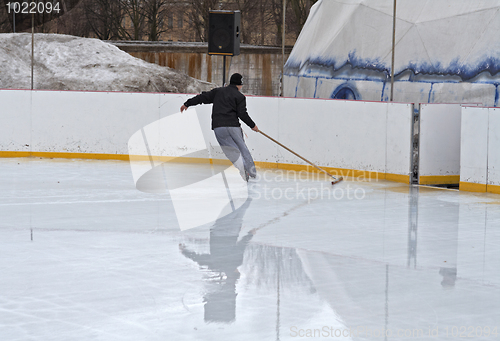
[6,2,61,14]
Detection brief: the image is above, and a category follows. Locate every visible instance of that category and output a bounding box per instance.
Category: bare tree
[143,0,172,41]
[187,0,219,42]
[229,0,260,44]
[266,0,316,46]
[121,0,145,40]
[288,0,316,37]
[258,0,265,45]
[0,0,317,45]
[268,0,284,46]
[51,1,88,36]
[84,0,125,40]
[0,0,11,32]
[0,0,84,33]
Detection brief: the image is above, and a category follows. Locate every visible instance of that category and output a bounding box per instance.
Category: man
[180,73,259,181]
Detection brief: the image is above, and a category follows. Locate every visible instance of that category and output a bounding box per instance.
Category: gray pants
[213,127,256,177]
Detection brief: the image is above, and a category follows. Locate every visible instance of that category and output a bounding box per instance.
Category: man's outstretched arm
[180,89,217,112]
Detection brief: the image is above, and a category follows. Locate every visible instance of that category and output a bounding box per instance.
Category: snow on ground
[0,33,214,93]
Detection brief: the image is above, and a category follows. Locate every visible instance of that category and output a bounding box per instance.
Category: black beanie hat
[229,73,243,85]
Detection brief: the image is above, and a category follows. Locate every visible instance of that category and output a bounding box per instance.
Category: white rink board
[277,98,388,170]
[488,108,500,186]
[247,97,413,176]
[0,90,32,152]
[0,90,194,155]
[386,102,413,175]
[460,107,489,184]
[419,104,462,179]
[31,91,161,155]
[0,89,413,177]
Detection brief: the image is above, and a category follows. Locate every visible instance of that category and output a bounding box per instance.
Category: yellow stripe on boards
[385,173,411,184]
[487,184,500,194]
[0,151,32,158]
[210,158,233,166]
[254,161,277,169]
[1,150,412,184]
[33,152,130,161]
[129,155,215,164]
[459,182,487,193]
[419,175,460,185]
[253,161,410,183]
[0,151,129,161]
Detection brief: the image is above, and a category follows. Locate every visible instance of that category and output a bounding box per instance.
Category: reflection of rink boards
[128,108,248,231]
[297,249,500,338]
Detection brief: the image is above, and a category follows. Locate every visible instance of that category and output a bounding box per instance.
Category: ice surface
[1,158,499,340]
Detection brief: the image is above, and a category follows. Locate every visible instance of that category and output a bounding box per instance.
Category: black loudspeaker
[208,11,241,56]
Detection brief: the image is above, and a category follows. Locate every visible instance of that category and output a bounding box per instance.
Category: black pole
[385,264,389,341]
[276,250,281,341]
[31,13,34,90]
[222,55,226,86]
[390,0,397,101]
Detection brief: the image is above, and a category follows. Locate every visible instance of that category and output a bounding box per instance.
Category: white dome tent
[283,0,500,106]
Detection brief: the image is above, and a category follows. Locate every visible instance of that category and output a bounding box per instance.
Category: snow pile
[0,33,215,93]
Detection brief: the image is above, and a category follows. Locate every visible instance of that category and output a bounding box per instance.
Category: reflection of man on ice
[179,198,255,323]
[180,73,259,181]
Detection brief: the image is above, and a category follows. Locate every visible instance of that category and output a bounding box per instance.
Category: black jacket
[184,85,256,130]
